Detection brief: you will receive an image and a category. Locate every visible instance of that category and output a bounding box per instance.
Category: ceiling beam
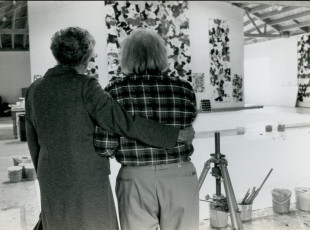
[244,36,283,45]
[11,5,16,49]
[280,19,310,32]
[244,33,290,38]
[236,3,282,34]
[248,4,270,14]
[23,20,28,48]
[266,10,310,25]
[239,4,295,28]
[259,6,300,19]
[244,37,268,45]
[243,6,298,27]
[0,29,28,34]
[246,12,262,34]
[245,23,276,34]
[292,20,309,33]
[244,37,253,42]
[227,1,310,7]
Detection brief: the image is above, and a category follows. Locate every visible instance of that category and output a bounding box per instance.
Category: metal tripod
[198,132,243,230]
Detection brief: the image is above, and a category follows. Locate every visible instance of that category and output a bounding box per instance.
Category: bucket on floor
[8,166,23,183]
[19,156,32,163]
[13,156,31,166]
[295,187,310,211]
[265,125,272,132]
[238,204,252,221]
[237,127,245,135]
[25,163,36,181]
[209,203,228,228]
[272,188,291,214]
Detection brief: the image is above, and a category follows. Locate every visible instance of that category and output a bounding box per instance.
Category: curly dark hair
[50,27,96,67]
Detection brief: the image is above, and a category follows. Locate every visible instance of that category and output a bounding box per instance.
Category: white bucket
[25,163,37,181]
[8,166,23,183]
[238,204,252,221]
[272,188,291,214]
[295,187,310,211]
[209,202,228,228]
[209,208,228,228]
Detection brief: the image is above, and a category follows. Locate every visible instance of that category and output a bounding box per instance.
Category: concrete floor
[1,106,310,230]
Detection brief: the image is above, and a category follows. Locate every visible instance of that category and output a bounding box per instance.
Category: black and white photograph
[0,1,310,230]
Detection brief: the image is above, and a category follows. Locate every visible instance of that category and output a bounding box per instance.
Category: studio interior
[0,1,310,230]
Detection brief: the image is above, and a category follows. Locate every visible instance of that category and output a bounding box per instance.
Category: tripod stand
[198,132,243,230]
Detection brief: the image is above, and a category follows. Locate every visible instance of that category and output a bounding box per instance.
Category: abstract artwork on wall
[192,73,205,93]
[86,54,99,79]
[297,34,310,103]
[232,74,243,102]
[33,75,42,81]
[105,1,191,81]
[209,18,231,102]
[200,99,211,112]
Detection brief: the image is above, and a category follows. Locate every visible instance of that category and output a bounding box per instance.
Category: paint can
[272,188,291,214]
[25,163,36,181]
[295,187,310,211]
[237,127,245,135]
[8,166,23,183]
[19,156,32,163]
[209,202,228,228]
[265,125,272,132]
[13,156,31,166]
[238,204,252,221]
[277,124,285,132]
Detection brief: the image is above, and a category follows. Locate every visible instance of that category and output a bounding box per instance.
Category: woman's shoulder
[105,76,126,91]
[76,74,98,84]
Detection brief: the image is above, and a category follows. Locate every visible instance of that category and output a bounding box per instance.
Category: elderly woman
[25,27,194,230]
[94,29,199,230]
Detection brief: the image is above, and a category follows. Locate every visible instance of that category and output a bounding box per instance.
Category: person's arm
[190,84,198,121]
[94,126,119,157]
[83,77,182,149]
[25,87,40,172]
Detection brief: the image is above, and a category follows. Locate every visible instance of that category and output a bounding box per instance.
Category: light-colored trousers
[116,161,199,230]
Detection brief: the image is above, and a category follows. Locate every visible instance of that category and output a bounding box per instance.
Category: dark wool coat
[25,65,179,230]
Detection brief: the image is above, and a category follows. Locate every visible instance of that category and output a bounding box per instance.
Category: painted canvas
[200,99,211,112]
[33,75,42,81]
[86,54,99,79]
[297,34,310,103]
[192,73,205,93]
[209,19,231,102]
[232,74,243,102]
[105,1,191,81]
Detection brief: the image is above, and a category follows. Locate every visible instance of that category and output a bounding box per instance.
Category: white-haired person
[25,26,195,230]
[94,29,198,230]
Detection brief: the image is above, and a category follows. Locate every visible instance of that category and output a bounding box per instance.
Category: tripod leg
[220,166,243,230]
[198,160,211,190]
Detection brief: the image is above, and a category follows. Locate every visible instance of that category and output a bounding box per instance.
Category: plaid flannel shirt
[94,74,197,166]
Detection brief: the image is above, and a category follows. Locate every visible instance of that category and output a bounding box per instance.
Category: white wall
[244,37,299,107]
[189,1,244,109]
[0,52,31,103]
[28,1,109,87]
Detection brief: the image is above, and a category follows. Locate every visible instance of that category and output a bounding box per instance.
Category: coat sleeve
[83,77,179,149]
[25,87,40,172]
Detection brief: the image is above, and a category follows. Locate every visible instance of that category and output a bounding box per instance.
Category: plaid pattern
[94,74,197,166]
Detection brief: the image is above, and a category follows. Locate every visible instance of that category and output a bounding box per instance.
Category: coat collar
[44,65,78,77]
